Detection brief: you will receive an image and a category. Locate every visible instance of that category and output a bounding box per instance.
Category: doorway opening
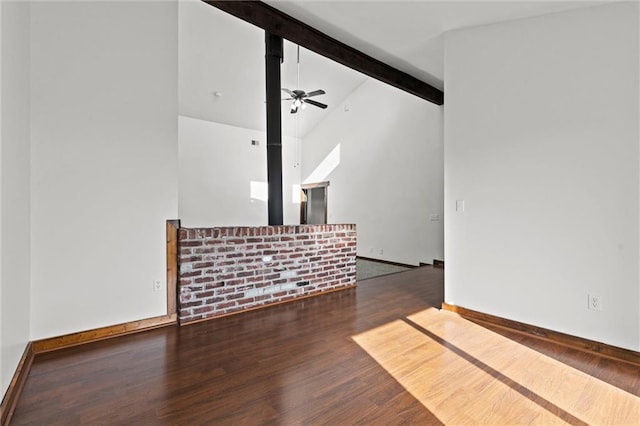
[300,181,329,224]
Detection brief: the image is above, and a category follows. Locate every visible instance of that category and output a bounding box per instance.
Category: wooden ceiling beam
[203,1,444,105]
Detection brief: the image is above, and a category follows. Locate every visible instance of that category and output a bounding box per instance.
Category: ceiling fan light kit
[282,45,328,114]
[282,88,327,114]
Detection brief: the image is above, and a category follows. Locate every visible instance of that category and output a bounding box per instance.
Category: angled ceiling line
[203,0,444,105]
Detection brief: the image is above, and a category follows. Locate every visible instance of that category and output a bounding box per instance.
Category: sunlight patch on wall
[250,181,268,202]
[292,184,301,204]
[303,143,340,184]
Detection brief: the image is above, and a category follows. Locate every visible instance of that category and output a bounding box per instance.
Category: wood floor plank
[10,266,640,425]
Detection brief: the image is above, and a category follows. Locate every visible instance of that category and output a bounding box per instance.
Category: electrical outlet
[153,280,162,292]
[588,293,602,311]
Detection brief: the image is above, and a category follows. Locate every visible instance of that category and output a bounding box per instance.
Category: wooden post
[166,219,180,316]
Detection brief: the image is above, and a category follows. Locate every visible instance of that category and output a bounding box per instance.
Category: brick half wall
[178,224,357,324]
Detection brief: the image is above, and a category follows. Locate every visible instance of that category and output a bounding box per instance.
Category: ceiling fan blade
[281,88,294,96]
[304,99,328,109]
[282,97,294,100]
[304,89,325,98]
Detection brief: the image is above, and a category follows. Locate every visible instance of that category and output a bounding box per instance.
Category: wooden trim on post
[203,1,444,105]
[166,219,180,316]
[0,343,34,425]
[32,314,177,354]
[441,303,640,366]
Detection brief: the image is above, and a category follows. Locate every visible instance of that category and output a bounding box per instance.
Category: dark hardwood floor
[11,267,640,424]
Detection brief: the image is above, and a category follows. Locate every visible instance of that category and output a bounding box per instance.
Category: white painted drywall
[444,3,639,350]
[178,116,302,227]
[0,0,31,396]
[30,2,179,339]
[1,0,3,394]
[302,78,444,266]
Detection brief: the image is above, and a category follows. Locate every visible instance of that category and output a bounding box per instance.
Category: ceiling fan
[282,88,327,114]
[282,44,328,114]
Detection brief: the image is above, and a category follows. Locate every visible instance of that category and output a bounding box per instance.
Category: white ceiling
[179,0,367,138]
[180,0,606,136]
[265,0,607,90]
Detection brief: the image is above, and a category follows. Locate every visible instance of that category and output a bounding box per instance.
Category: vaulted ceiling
[179,0,605,137]
[265,0,605,90]
[179,0,367,138]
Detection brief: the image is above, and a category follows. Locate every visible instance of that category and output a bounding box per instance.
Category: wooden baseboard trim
[32,313,177,354]
[0,342,34,426]
[441,303,640,366]
[357,256,416,269]
[181,284,357,326]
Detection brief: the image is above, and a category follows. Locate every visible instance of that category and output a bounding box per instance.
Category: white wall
[444,3,639,350]
[0,0,31,396]
[179,116,301,227]
[30,2,178,339]
[302,78,444,266]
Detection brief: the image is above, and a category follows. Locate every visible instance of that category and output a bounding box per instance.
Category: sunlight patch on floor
[352,307,640,425]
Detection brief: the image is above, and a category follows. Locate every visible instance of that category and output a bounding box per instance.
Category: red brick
[181,240,203,247]
[195,290,215,298]
[178,224,358,323]
[225,238,245,244]
[192,306,215,315]
[194,247,216,254]
[226,293,245,300]
[204,282,225,290]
